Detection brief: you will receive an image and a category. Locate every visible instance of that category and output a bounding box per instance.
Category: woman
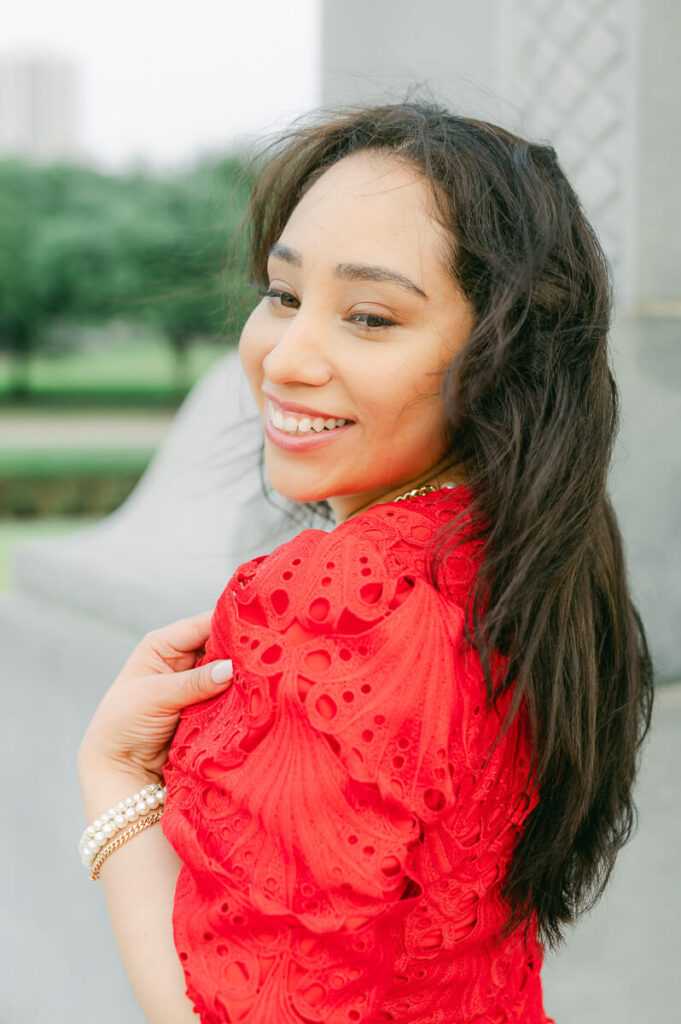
[77,99,654,1023]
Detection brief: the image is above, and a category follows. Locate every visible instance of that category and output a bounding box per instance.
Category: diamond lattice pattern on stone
[507,0,627,281]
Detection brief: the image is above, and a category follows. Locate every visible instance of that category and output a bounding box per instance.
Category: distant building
[0,52,79,163]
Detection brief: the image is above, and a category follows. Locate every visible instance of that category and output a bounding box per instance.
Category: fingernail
[211,659,233,684]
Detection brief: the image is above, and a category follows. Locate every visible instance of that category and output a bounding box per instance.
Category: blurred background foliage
[0,152,256,404]
[0,152,258,548]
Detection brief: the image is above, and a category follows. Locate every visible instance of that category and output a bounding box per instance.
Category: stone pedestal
[8,347,319,636]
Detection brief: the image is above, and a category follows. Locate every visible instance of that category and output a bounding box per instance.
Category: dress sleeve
[161,511,479,1024]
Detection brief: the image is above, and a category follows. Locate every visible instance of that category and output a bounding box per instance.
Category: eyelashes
[258,287,397,332]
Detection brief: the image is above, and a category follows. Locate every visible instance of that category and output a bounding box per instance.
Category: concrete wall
[321,0,501,120]
[320,0,681,682]
[637,0,681,306]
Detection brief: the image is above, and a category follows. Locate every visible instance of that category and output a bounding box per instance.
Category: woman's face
[238,149,474,525]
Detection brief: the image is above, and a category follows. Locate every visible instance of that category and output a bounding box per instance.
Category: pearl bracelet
[89,810,165,880]
[79,782,166,871]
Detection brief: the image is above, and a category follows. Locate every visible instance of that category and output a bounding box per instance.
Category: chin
[265,472,328,506]
[273,488,331,507]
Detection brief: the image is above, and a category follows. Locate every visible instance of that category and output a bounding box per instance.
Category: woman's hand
[77,609,234,788]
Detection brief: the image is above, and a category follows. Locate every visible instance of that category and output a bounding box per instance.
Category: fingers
[145,609,215,655]
[123,609,215,676]
[155,658,234,711]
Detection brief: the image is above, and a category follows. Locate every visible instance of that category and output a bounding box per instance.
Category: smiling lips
[264,398,356,451]
[265,399,351,435]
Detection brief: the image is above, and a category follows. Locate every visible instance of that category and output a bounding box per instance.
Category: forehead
[280,151,450,272]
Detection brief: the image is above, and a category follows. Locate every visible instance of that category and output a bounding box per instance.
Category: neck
[333,458,468,526]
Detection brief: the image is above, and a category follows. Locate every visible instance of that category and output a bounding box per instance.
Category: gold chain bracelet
[89,808,164,881]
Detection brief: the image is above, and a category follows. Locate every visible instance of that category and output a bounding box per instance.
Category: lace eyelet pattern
[161,485,554,1023]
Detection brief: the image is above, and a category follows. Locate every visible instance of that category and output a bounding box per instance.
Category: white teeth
[272,407,285,429]
[267,400,351,435]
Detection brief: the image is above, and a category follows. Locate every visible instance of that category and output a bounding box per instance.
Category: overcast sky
[2,0,320,170]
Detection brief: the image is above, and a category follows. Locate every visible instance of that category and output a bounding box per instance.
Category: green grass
[0,449,155,475]
[0,337,234,405]
[0,516,100,591]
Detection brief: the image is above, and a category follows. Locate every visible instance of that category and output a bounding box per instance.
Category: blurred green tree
[0,154,257,399]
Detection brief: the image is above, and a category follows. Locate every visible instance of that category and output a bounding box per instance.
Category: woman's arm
[75,611,234,1023]
[79,760,198,1024]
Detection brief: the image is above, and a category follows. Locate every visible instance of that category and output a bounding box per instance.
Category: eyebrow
[267,242,429,300]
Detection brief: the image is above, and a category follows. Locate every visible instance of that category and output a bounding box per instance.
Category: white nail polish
[211,660,233,684]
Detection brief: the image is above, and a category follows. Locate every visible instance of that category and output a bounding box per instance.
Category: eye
[259,287,298,309]
[258,288,397,332]
[350,312,396,331]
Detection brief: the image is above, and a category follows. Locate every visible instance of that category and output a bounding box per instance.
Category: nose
[262,313,333,388]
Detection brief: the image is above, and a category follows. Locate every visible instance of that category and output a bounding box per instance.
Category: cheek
[388,360,448,448]
[238,309,270,384]
[381,357,444,427]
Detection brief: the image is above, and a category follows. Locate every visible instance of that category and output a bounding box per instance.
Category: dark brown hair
[228,90,655,950]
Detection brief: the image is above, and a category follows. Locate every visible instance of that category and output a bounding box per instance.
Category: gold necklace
[348,480,456,522]
[391,482,447,501]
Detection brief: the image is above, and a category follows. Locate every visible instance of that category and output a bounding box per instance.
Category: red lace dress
[161,484,555,1024]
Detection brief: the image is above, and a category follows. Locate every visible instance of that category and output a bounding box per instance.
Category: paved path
[542,680,681,1021]
[0,410,175,449]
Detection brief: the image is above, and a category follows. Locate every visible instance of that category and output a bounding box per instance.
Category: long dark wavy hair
[223,90,655,951]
